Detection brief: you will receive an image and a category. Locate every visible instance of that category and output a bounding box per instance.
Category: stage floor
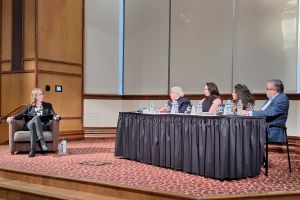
[0,139,299,198]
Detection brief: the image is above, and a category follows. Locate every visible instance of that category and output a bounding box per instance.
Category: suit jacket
[252,93,289,142]
[13,102,57,129]
[167,97,191,113]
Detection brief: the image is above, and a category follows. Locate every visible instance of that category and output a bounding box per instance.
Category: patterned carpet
[0,139,299,197]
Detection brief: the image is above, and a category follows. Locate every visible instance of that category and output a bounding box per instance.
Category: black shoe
[28,148,36,157]
[39,139,48,151]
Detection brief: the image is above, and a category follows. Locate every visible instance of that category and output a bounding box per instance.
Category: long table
[115,112,266,179]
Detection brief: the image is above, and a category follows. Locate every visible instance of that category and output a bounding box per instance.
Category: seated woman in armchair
[7,88,59,157]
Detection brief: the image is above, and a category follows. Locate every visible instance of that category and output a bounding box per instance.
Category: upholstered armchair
[9,119,59,154]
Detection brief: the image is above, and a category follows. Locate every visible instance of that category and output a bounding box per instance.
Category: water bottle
[216,104,224,115]
[229,100,234,114]
[224,100,231,115]
[191,105,196,114]
[237,100,243,115]
[149,101,155,113]
[58,143,63,154]
[166,104,171,113]
[61,138,67,154]
[171,100,179,114]
[195,101,202,115]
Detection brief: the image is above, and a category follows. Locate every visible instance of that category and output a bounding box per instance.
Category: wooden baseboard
[59,130,84,141]
[83,127,116,139]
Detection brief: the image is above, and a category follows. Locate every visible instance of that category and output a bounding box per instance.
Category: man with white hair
[158,86,191,113]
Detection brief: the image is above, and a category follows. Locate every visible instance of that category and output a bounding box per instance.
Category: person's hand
[54,115,60,120]
[6,117,14,123]
[157,106,167,113]
[240,110,249,116]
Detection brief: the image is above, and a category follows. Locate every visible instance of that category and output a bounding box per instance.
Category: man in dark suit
[242,79,289,142]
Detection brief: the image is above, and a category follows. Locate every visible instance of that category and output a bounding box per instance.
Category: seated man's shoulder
[278,93,289,101]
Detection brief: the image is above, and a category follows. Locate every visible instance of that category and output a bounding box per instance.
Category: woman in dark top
[158,86,191,113]
[7,88,59,157]
[201,82,222,113]
[232,84,255,113]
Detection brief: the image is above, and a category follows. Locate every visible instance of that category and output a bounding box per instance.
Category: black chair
[265,124,291,176]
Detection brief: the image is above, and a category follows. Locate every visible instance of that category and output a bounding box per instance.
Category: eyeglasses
[266,88,275,91]
[37,93,44,96]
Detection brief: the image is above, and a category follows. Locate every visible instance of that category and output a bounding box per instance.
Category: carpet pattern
[0,139,299,197]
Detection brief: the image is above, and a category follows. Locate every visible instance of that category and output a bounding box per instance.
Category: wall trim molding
[0,70,35,74]
[0,60,11,63]
[83,93,300,100]
[38,58,83,67]
[38,69,82,77]
[23,58,35,61]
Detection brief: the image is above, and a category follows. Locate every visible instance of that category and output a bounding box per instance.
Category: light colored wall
[124,0,169,94]
[84,0,119,94]
[85,0,298,95]
[170,0,233,93]
[84,99,300,137]
[84,0,300,136]
[234,0,297,93]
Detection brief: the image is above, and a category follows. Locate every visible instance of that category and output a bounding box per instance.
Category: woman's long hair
[205,82,220,103]
[31,88,44,106]
[233,84,255,109]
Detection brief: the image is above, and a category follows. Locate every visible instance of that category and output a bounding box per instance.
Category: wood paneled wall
[0,0,84,142]
[36,0,83,137]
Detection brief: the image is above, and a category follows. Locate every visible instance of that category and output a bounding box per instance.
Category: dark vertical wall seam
[34,0,38,87]
[0,0,2,115]
[12,0,23,71]
[167,0,171,93]
[82,0,85,125]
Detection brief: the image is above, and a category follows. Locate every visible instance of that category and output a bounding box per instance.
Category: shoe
[28,147,36,157]
[39,139,48,151]
[38,142,46,154]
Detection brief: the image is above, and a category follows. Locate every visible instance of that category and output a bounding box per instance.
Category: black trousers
[26,116,48,148]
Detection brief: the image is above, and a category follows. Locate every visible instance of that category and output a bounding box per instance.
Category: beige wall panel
[84,99,166,127]
[24,61,35,70]
[38,0,83,64]
[38,73,82,118]
[0,123,9,143]
[234,0,297,93]
[1,73,35,116]
[24,0,36,59]
[84,99,300,137]
[1,0,12,60]
[38,61,82,74]
[124,0,169,94]
[60,119,82,131]
[1,63,11,71]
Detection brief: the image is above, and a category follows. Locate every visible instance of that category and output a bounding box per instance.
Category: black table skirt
[115,112,266,180]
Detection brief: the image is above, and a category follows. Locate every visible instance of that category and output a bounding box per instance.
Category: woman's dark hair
[205,82,220,103]
[234,84,255,109]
